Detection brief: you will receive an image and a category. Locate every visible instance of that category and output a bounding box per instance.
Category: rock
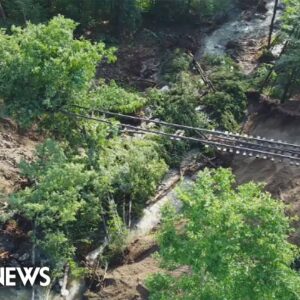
[18,252,30,262]
[160,85,170,93]
[136,283,149,299]
[257,1,268,13]
[226,40,242,50]
[61,288,70,297]
[83,291,100,299]
[8,259,20,268]
[214,44,223,49]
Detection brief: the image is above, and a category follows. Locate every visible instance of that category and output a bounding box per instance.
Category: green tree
[202,55,247,130]
[261,0,300,101]
[9,136,167,274]
[10,140,104,274]
[147,168,300,300]
[0,16,115,126]
[98,136,168,219]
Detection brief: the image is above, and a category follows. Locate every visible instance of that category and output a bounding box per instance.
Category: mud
[232,101,300,245]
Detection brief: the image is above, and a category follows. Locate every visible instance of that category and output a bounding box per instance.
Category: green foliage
[1,0,143,35]
[9,136,167,273]
[91,80,145,114]
[98,137,168,217]
[147,168,300,300]
[38,232,76,272]
[260,0,300,101]
[202,55,247,130]
[153,136,191,168]
[1,0,235,33]
[106,200,128,258]
[10,140,103,273]
[160,49,193,83]
[146,0,233,24]
[251,63,275,89]
[0,16,115,126]
[147,71,212,166]
[148,73,209,127]
[203,89,246,131]
[1,0,46,24]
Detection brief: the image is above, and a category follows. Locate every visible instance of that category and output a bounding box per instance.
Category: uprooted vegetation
[0,0,300,299]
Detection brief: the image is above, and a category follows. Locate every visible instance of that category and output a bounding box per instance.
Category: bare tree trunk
[61,263,70,299]
[260,39,290,92]
[281,68,296,102]
[0,1,6,21]
[122,197,126,224]
[188,52,216,92]
[128,199,132,228]
[31,222,36,300]
[267,0,279,49]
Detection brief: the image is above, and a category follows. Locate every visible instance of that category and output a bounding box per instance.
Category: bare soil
[86,234,161,300]
[0,122,38,195]
[232,100,300,245]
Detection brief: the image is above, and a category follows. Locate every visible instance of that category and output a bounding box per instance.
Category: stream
[1,1,281,299]
[134,0,281,238]
[200,0,280,57]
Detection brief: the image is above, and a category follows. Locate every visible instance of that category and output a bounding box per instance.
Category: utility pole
[267,0,279,49]
[0,1,6,21]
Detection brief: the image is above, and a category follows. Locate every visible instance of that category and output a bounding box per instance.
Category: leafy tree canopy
[147,168,300,300]
[0,15,115,125]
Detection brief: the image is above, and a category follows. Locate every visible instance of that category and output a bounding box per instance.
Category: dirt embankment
[86,235,160,300]
[0,121,40,268]
[96,25,205,90]
[0,122,38,195]
[232,100,300,245]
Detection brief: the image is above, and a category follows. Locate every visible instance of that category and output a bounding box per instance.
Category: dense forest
[0,0,300,299]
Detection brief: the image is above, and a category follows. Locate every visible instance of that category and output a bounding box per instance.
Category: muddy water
[1,2,281,300]
[199,0,281,58]
[135,0,282,236]
[134,179,193,236]
[0,280,85,300]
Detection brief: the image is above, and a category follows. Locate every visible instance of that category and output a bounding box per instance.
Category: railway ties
[205,132,300,165]
[64,105,300,166]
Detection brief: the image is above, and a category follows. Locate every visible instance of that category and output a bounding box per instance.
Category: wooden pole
[0,1,6,21]
[267,0,279,49]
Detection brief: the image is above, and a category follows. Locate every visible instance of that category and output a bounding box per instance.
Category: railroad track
[62,105,300,166]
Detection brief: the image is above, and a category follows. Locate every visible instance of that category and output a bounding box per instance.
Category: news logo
[0,267,51,287]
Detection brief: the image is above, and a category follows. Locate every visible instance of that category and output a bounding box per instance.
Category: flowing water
[134,0,283,238]
[134,179,190,236]
[1,2,282,299]
[199,0,281,58]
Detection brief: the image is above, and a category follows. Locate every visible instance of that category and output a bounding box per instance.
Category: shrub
[90,80,146,114]
[160,49,193,83]
[201,55,248,130]
[10,140,102,274]
[98,137,168,217]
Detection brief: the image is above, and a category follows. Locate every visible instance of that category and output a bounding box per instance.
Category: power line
[70,104,300,150]
[60,109,300,165]
[68,104,300,159]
